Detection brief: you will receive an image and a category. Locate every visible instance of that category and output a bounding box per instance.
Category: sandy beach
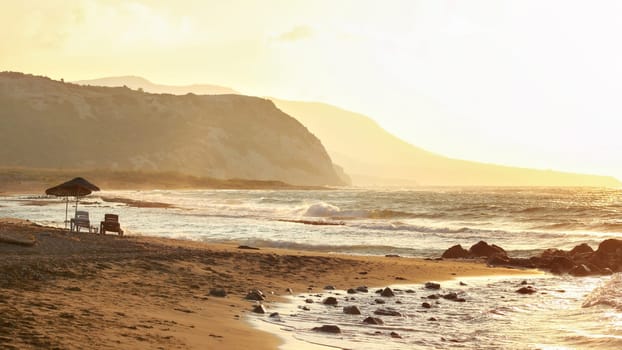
[0,217,535,349]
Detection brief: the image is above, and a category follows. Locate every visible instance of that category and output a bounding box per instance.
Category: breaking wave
[301,202,437,220]
[583,273,622,311]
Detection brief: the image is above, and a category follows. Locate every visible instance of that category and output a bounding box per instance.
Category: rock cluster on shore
[441,239,622,276]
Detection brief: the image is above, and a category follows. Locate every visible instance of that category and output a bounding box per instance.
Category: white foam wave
[302,202,342,217]
[352,222,470,234]
[582,273,622,311]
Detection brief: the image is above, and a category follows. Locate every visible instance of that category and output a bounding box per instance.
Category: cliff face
[0,72,346,186]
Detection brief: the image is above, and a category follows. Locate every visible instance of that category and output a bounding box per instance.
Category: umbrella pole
[65,197,69,228]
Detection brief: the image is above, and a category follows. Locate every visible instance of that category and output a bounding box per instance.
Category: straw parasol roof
[45,177,100,197]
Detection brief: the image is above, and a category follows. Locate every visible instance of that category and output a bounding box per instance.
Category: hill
[71,75,620,187]
[0,72,347,187]
[75,76,238,95]
[272,99,621,187]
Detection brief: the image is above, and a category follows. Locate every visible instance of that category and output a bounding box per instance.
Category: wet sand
[0,218,534,349]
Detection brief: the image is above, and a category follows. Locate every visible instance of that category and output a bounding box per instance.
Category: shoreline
[252,272,550,350]
[0,217,536,349]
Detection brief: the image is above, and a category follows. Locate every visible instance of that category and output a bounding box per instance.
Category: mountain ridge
[273,99,621,187]
[0,72,347,186]
[74,75,620,187]
[74,76,238,95]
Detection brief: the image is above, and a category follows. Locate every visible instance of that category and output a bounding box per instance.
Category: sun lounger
[70,211,91,233]
[100,214,123,236]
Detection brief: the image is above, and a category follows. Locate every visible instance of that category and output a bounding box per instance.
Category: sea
[2,186,622,349]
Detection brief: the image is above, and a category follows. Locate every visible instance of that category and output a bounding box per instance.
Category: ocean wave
[532,222,622,233]
[302,202,345,217]
[582,273,622,311]
[352,222,470,234]
[301,202,438,220]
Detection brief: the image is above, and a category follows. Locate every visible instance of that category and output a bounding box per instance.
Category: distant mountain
[0,72,347,186]
[272,99,621,187]
[70,75,620,187]
[75,76,238,95]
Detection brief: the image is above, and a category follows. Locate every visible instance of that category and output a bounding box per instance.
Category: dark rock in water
[375,289,383,294]
[390,331,402,339]
[455,298,466,302]
[570,243,594,257]
[594,239,622,256]
[441,244,470,259]
[356,286,369,293]
[487,254,511,266]
[591,239,622,272]
[269,312,280,318]
[427,294,440,299]
[469,241,506,258]
[395,300,403,304]
[347,288,357,294]
[312,325,341,333]
[209,288,227,297]
[343,305,361,315]
[459,281,467,286]
[425,282,441,290]
[516,286,537,294]
[363,317,384,325]
[508,257,537,269]
[428,317,438,321]
[385,254,400,258]
[245,290,265,301]
[520,280,528,285]
[569,264,592,277]
[406,289,416,293]
[380,287,395,297]
[422,302,432,309]
[252,305,267,314]
[374,308,402,317]
[324,285,336,290]
[305,298,314,303]
[540,248,568,259]
[374,298,386,304]
[442,292,458,300]
[323,297,338,306]
[302,306,311,311]
[549,256,576,274]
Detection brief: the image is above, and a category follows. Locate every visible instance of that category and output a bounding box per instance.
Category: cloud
[277,25,314,42]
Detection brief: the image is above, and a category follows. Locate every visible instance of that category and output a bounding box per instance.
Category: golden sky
[2,0,622,180]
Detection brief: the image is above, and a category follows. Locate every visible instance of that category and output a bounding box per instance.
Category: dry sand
[0,218,535,350]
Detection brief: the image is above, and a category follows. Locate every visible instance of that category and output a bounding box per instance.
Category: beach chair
[70,211,91,233]
[100,214,124,236]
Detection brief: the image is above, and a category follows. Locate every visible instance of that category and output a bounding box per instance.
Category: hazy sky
[3,0,622,180]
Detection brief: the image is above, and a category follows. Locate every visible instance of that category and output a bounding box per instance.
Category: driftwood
[0,232,37,246]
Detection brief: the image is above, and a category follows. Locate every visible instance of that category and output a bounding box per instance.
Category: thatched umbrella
[45,177,100,227]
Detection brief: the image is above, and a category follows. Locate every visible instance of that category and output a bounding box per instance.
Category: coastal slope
[0,72,346,186]
[273,99,621,187]
[75,75,619,187]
